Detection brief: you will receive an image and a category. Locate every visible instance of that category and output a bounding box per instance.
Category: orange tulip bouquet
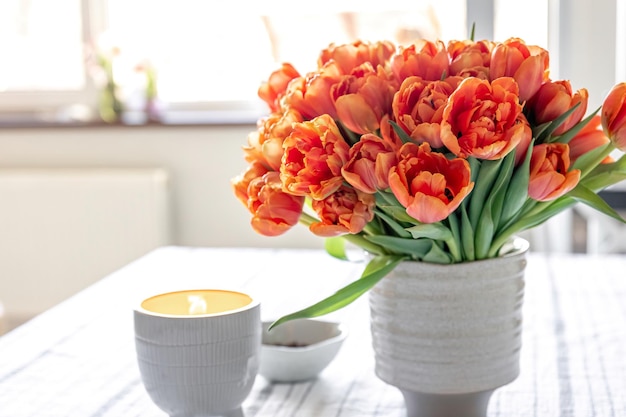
[232,35,626,327]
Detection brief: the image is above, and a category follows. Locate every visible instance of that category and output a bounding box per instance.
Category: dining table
[0,246,625,417]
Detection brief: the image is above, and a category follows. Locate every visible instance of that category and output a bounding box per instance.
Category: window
[0,0,85,91]
[100,0,468,124]
[494,0,548,47]
[1,0,589,126]
[0,0,95,120]
[616,0,626,81]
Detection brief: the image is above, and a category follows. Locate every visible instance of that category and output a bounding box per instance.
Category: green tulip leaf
[405,223,452,240]
[444,211,463,262]
[474,205,494,259]
[269,255,406,330]
[460,203,475,260]
[377,204,421,225]
[375,192,418,225]
[520,198,575,229]
[499,140,534,227]
[580,154,626,191]
[468,157,481,182]
[489,150,517,228]
[572,142,613,174]
[422,242,453,264]
[586,152,626,174]
[568,184,626,224]
[365,235,433,258]
[474,151,516,258]
[374,209,413,238]
[490,197,576,257]
[376,190,401,206]
[582,173,626,193]
[590,153,626,173]
[468,158,502,227]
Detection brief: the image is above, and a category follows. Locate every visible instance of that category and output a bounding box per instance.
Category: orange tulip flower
[393,75,462,148]
[341,133,399,194]
[318,40,396,75]
[280,114,351,200]
[569,115,613,164]
[490,38,549,102]
[528,143,581,202]
[529,80,588,136]
[601,82,626,152]
[257,63,301,113]
[231,160,269,208]
[388,142,474,223]
[244,109,303,171]
[441,77,531,160]
[333,63,398,135]
[309,185,376,237]
[246,172,305,237]
[391,39,450,82]
[283,61,342,120]
[447,39,494,79]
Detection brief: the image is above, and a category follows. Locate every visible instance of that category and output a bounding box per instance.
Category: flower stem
[579,143,616,179]
[518,199,542,218]
[342,233,387,256]
[488,230,515,258]
[299,212,386,255]
[488,196,577,257]
[364,220,384,236]
[445,212,463,262]
[298,212,317,227]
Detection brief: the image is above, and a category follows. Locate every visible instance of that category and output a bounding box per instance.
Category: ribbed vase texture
[369,247,527,395]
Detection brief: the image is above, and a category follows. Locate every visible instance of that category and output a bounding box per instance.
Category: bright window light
[0,0,85,92]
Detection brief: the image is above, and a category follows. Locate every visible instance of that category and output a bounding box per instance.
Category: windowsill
[0,120,257,130]
[0,101,267,129]
[0,113,260,130]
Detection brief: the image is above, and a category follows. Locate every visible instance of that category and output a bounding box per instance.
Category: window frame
[617,0,626,81]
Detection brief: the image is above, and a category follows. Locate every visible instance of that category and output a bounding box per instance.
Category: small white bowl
[259,319,347,383]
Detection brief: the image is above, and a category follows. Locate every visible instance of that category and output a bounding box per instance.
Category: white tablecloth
[0,247,625,416]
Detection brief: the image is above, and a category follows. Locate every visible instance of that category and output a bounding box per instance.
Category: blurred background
[0,0,624,333]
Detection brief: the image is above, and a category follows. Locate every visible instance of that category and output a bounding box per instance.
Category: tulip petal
[336,94,380,134]
[602,83,626,151]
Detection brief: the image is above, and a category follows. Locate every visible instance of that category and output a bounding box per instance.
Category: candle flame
[187,295,207,315]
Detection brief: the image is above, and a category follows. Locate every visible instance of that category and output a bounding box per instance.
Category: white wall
[0,124,324,250]
[0,167,171,318]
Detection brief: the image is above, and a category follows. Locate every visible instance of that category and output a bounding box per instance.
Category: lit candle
[140,289,253,316]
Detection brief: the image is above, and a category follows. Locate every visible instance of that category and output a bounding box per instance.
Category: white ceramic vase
[369,238,529,417]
